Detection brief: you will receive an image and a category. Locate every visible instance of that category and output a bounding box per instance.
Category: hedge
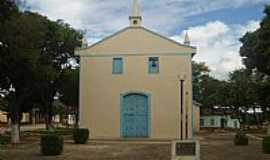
[73,128,89,144]
[263,136,270,154]
[0,135,10,145]
[234,130,248,146]
[40,133,63,156]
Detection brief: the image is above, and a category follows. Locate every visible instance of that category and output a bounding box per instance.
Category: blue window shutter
[113,58,123,74]
[148,57,159,74]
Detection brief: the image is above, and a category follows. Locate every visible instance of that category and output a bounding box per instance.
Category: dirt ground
[199,132,270,160]
[1,131,270,160]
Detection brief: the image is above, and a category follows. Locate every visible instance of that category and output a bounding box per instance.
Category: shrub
[40,128,73,136]
[263,136,270,154]
[73,128,89,144]
[0,135,10,145]
[40,133,63,156]
[234,130,248,146]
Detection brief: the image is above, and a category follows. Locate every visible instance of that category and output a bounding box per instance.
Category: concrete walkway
[247,134,263,140]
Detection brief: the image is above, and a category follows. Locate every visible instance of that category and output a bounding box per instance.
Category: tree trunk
[253,107,261,127]
[74,106,79,128]
[11,122,20,144]
[45,105,54,131]
[9,93,21,144]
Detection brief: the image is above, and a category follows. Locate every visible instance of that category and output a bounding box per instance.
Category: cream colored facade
[76,0,196,140]
[193,102,201,133]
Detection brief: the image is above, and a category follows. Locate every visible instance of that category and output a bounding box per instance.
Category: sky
[22,0,270,79]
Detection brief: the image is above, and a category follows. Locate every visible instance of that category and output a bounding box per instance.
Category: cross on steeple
[129,0,142,27]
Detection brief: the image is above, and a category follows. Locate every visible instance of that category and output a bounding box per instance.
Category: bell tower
[129,0,142,27]
[184,32,191,46]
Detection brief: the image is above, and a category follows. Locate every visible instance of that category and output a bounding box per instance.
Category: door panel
[121,93,149,138]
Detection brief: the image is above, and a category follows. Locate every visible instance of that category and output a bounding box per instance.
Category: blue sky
[24,0,270,79]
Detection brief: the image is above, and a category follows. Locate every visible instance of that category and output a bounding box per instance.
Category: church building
[76,0,196,140]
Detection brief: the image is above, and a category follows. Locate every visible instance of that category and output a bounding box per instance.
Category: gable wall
[79,54,193,139]
[77,27,195,55]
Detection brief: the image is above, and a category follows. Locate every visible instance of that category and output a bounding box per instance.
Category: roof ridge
[140,26,196,49]
[76,26,196,56]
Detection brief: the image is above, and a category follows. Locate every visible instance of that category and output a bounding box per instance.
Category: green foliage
[229,69,257,107]
[52,101,66,117]
[0,98,7,111]
[0,11,48,124]
[263,136,270,154]
[239,5,270,124]
[192,61,211,103]
[0,135,10,145]
[199,76,223,107]
[192,61,232,108]
[240,5,270,75]
[59,69,79,108]
[234,130,248,146]
[0,0,19,23]
[0,0,83,133]
[40,133,63,156]
[73,128,89,144]
[59,69,79,126]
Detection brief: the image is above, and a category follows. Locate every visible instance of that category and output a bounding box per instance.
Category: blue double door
[121,93,149,138]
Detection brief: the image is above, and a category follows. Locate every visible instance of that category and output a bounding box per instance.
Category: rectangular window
[112,57,123,74]
[210,119,215,126]
[200,119,204,126]
[234,121,238,128]
[148,57,159,73]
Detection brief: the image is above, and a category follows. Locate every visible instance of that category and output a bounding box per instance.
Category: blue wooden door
[121,93,149,138]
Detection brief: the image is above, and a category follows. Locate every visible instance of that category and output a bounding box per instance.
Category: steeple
[184,31,191,46]
[129,0,142,27]
[81,37,88,49]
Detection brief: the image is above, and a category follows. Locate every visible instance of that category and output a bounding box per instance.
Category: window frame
[210,118,215,126]
[148,57,159,74]
[112,57,123,74]
[200,119,204,126]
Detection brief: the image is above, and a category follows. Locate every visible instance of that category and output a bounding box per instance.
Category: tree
[0,1,82,142]
[240,4,270,133]
[255,76,270,132]
[198,75,221,108]
[0,11,48,143]
[35,19,82,130]
[0,0,18,23]
[192,61,211,103]
[228,69,258,127]
[52,100,66,125]
[191,61,235,122]
[59,68,79,128]
[240,5,270,75]
[0,96,7,111]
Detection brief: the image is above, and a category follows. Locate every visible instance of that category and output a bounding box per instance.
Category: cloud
[23,0,269,43]
[171,20,260,79]
[22,0,265,79]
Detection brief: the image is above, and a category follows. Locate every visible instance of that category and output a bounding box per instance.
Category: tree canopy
[0,0,83,143]
[240,5,270,75]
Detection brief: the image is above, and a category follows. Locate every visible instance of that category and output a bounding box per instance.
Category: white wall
[200,115,240,129]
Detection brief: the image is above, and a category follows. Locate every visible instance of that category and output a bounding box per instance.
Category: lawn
[0,130,270,160]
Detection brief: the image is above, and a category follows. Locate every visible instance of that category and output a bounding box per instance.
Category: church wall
[79,54,193,139]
